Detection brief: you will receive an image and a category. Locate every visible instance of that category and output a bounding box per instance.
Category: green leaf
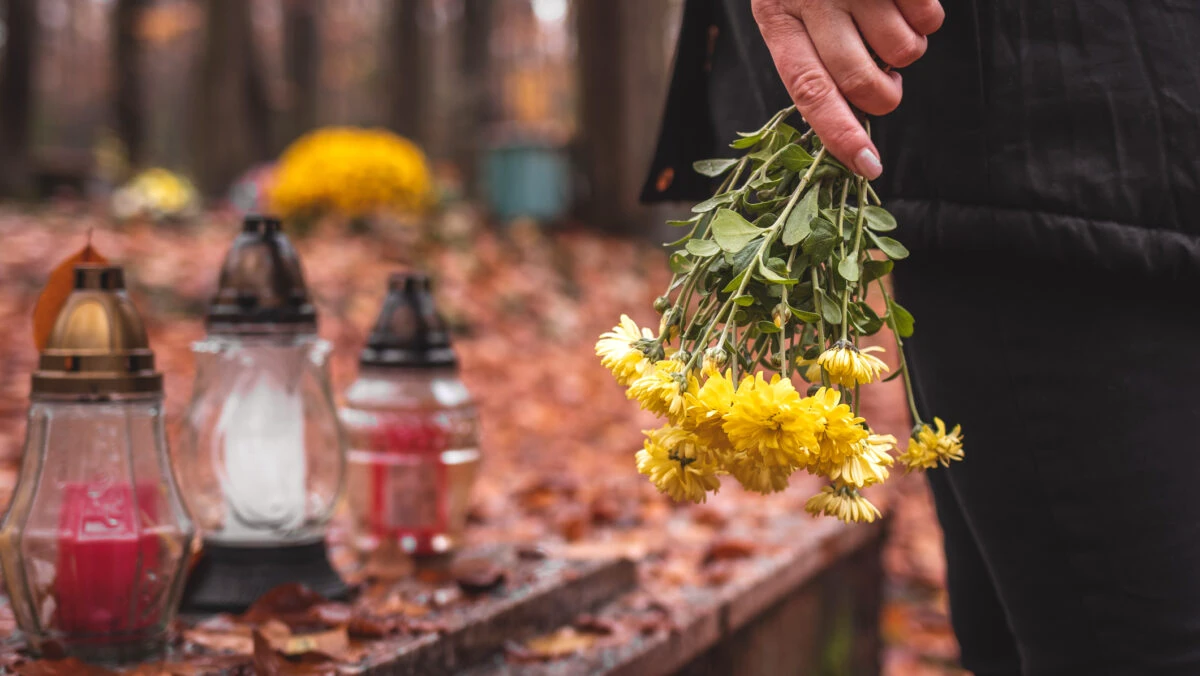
[685,239,720,257]
[837,256,861,282]
[867,231,910,260]
[789,307,821,323]
[862,206,897,231]
[692,192,736,214]
[779,145,814,173]
[782,188,819,246]
[669,252,691,274]
[758,258,797,285]
[722,268,749,293]
[710,209,764,253]
[774,122,801,142]
[731,135,761,149]
[693,158,739,178]
[666,217,699,227]
[802,219,839,262]
[756,321,782,334]
[887,298,915,338]
[732,294,755,306]
[819,291,842,325]
[664,232,693,247]
[862,259,894,283]
[850,302,884,335]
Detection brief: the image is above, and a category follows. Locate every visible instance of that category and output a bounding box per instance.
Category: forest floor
[0,204,962,675]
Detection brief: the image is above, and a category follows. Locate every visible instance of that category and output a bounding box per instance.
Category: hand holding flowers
[597,107,964,523]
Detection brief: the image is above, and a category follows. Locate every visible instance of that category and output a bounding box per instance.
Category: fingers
[895,0,945,35]
[801,4,903,115]
[753,6,884,178]
[852,0,927,68]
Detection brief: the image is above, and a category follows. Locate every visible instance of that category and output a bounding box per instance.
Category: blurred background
[0,1,959,673]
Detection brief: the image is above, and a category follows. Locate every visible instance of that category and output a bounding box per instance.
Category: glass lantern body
[0,394,195,664]
[177,333,344,546]
[339,366,480,556]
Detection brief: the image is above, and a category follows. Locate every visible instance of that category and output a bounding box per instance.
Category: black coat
[643,0,1200,280]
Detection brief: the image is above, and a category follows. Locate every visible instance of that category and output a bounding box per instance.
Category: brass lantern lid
[31,265,163,397]
[206,215,317,334]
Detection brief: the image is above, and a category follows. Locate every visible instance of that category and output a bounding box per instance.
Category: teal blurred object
[481,140,571,224]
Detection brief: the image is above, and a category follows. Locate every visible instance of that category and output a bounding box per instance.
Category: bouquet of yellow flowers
[269,127,433,220]
[597,106,963,523]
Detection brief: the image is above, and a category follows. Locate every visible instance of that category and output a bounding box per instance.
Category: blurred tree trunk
[0,0,38,198]
[190,0,271,197]
[282,0,319,150]
[113,0,146,169]
[575,0,672,234]
[454,0,491,196]
[385,0,426,144]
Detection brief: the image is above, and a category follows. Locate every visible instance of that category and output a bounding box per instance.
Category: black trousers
[895,253,1200,676]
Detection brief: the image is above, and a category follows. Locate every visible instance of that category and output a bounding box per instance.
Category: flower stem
[876,278,921,424]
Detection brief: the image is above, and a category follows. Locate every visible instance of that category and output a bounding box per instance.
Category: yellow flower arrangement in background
[112,168,199,222]
[269,127,433,220]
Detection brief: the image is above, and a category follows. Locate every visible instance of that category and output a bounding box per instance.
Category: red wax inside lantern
[54,482,163,638]
[368,419,449,555]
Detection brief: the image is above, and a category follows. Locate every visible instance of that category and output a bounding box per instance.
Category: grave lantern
[177,215,346,611]
[0,265,194,663]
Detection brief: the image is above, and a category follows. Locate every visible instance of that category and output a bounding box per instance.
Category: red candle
[368,417,450,555]
[54,482,164,639]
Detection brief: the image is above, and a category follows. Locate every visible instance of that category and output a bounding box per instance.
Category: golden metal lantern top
[31,265,162,397]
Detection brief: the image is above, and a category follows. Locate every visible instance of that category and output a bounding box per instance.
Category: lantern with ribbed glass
[0,265,194,664]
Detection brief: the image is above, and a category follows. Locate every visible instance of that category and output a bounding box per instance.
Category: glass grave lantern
[176,215,346,611]
[0,265,195,664]
[340,272,481,561]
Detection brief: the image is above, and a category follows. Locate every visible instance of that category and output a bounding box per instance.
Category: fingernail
[856,148,883,179]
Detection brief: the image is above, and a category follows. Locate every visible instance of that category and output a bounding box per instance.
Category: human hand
[751,0,944,179]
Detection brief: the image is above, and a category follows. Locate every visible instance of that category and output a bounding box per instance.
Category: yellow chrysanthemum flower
[723,372,819,468]
[596,315,654,386]
[801,387,870,477]
[804,484,882,523]
[899,417,965,471]
[728,455,793,494]
[828,434,895,489]
[636,426,721,503]
[816,341,889,387]
[682,370,737,457]
[270,127,433,219]
[795,356,824,384]
[627,360,696,422]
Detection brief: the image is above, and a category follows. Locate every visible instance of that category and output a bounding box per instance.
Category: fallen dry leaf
[508,626,599,663]
[252,631,339,676]
[703,536,758,563]
[14,658,117,676]
[451,557,506,594]
[32,239,107,350]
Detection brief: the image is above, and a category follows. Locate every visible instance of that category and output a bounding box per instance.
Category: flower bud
[703,347,728,373]
[653,296,671,314]
[772,303,789,329]
[659,307,681,337]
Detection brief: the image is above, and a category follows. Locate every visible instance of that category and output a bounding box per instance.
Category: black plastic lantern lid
[206,215,317,333]
[360,272,457,368]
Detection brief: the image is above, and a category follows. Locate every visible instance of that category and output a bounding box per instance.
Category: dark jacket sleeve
[640,0,790,204]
